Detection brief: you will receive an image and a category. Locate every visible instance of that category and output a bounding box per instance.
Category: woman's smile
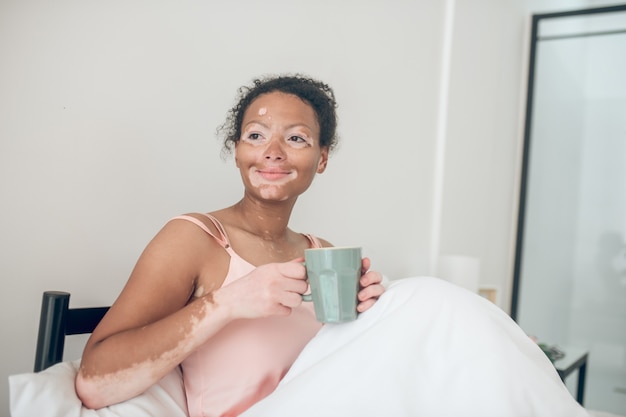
[254,167,294,181]
[250,167,298,191]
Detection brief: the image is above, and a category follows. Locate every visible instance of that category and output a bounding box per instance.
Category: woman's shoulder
[314,236,333,248]
[296,232,332,249]
[165,212,227,241]
[153,213,232,298]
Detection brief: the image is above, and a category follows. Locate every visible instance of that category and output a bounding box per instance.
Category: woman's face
[235,92,328,202]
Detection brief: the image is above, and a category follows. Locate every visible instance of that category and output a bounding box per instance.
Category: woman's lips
[255,168,292,181]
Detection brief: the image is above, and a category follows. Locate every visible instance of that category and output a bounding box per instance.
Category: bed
[33,291,109,372]
[9,278,622,417]
[11,291,189,417]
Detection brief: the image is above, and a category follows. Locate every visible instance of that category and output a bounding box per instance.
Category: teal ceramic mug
[302,247,362,323]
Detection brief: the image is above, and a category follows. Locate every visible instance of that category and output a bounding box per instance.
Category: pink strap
[304,234,322,248]
[170,214,230,249]
[172,214,322,251]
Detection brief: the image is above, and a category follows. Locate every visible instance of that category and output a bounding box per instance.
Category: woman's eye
[288,135,306,143]
[247,133,262,140]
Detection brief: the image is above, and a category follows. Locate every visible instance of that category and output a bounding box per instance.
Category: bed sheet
[10,276,595,417]
[240,277,590,417]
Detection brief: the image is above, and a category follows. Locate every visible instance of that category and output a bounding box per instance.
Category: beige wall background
[1,0,619,414]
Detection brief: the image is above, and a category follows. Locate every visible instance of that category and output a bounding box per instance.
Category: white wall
[0,1,443,412]
[437,0,529,309]
[436,0,626,312]
[0,0,616,414]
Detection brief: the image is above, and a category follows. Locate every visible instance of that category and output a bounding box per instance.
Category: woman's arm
[75,220,308,409]
[75,219,228,408]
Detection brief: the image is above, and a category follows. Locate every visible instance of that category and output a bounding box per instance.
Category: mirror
[511,5,626,413]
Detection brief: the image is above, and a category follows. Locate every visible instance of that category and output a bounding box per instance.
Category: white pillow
[9,360,189,417]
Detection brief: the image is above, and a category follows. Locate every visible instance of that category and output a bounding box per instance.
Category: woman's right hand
[216,259,309,319]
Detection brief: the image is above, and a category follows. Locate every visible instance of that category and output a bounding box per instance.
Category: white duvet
[10,277,590,417]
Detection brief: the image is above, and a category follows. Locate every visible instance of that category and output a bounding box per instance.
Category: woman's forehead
[244,92,319,127]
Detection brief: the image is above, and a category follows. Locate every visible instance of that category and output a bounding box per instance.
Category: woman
[75,75,386,416]
[75,74,589,417]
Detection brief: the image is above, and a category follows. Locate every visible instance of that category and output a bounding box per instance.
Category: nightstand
[552,346,589,405]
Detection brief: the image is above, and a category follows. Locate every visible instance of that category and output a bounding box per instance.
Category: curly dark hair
[218,74,338,157]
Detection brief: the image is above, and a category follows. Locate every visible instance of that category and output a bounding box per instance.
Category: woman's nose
[263,138,285,160]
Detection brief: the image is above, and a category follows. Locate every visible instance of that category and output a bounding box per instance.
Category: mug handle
[301,261,312,301]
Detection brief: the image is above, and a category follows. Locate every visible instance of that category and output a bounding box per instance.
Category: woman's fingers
[360,269,383,287]
[356,298,377,313]
[276,260,307,280]
[221,261,309,319]
[357,268,385,313]
[358,282,385,300]
[361,257,372,275]
[279,290,306,309]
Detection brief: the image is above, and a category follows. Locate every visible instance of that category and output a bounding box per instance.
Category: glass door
[512,5,626,414]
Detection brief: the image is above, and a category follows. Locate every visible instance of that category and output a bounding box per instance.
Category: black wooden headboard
[34,291,109,372]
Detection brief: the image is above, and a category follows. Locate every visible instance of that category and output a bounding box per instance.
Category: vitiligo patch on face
[249,170,298,201]
[249,170,297,187]
[258,107,267,116]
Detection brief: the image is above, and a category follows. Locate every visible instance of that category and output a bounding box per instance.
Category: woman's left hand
[357,257,386,313]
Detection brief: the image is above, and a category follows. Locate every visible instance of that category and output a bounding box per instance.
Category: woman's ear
[317,148,329,173]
